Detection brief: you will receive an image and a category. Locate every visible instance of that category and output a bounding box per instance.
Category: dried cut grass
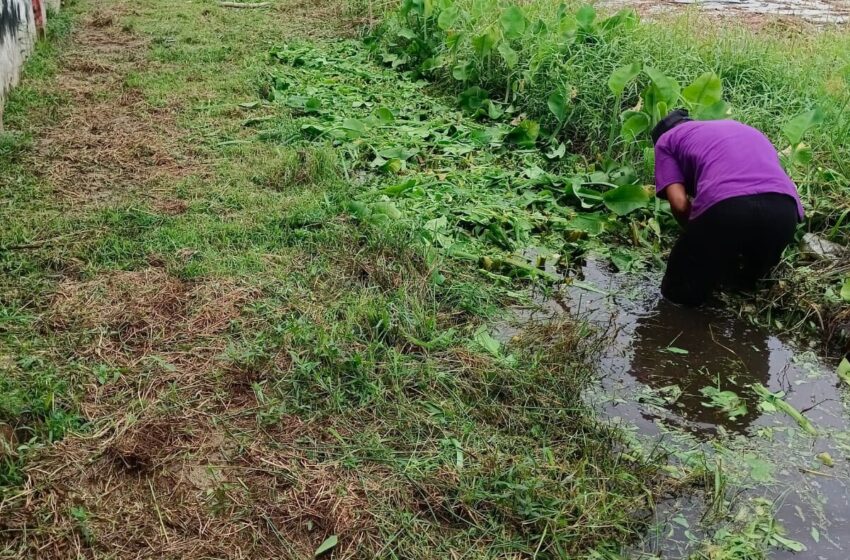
[0,408,384,559]
[50,268,256,363]
[32,3,201,208]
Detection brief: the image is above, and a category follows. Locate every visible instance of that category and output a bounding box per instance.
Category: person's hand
[665,182,691,228]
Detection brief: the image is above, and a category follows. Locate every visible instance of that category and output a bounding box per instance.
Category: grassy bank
[0,1,667,557]
[365,0,850,348]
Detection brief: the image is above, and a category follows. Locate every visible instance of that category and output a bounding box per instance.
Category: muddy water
[498,258,850,558]
[601,0,850,24]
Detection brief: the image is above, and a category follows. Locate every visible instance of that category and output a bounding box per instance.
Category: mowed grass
[0,1,664,557]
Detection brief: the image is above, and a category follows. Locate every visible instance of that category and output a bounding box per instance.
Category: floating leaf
[500,6,527,40]
[783,108,824,146]
[752,383,817,436]
[547,90,569,122]
[608,62,641,96]
[602,184,651,216]
[700,386,748,420]
[314,535,338,557]
[744,455,774,483]
[772,534,806,553]
[817,452,835,467]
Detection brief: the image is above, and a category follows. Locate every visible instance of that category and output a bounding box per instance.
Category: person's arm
[654,142,689,227]
[665,182,691,227]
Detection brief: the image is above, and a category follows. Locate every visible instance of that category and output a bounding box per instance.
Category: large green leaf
[644,66,681,107]
[783,108,825,146]
[576,4,596,31]
[504,119,540,148]
[602,183,652,216]
[682,72,723,110]
[600,8,638,32]
[500,6,527,40]
[621,111,650,141]
[497,42,519,68]
[547,90,569,122]
[341,118,367,139]
[695,99,731,121]
[472,29,499,57]
[452,61,472,81]
[565,213,606,235]
[437,6,459,30]
[608,62,641,96]
[458,86,488,111]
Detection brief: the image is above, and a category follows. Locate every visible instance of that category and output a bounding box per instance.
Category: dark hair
[651,109,693,144]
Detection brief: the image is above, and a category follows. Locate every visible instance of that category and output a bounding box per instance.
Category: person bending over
[652,109,804,305]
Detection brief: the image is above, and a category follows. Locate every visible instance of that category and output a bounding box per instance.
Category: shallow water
[498,258,850,557]
[601,0,850,23]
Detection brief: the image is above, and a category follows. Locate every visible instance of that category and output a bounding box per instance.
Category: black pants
[661,193,798,306]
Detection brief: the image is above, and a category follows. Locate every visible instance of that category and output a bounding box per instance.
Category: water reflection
[628,299,771,433]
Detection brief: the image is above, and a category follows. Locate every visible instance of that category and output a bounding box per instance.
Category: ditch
[496,258,850,558]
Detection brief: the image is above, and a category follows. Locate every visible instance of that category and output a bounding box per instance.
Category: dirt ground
[600,0,850,27]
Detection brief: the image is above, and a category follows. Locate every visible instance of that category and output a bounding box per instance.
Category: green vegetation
[367,0,850,341]
[0,0,848,557]
[0,0,663,557]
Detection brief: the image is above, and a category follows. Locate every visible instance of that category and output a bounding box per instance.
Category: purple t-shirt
[654,120,804,221]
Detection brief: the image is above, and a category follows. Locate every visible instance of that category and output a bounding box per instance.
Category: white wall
[1,0,48,128]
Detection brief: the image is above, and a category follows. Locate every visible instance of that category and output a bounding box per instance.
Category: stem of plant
[606,93,622,159]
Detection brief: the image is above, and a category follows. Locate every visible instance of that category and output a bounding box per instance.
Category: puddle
[497,258,850,558]
[600,0,850,24]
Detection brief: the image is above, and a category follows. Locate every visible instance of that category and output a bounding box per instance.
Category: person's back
[654,119,804,221]
[652,111,803,305]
